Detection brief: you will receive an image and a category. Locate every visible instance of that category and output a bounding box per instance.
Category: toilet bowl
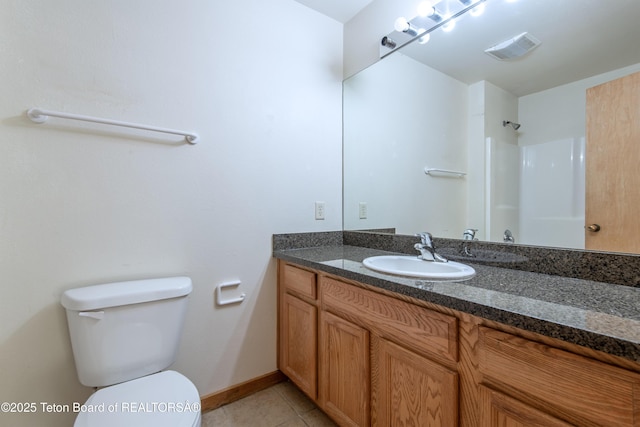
[61,277,201,427]
[74,371,201,427]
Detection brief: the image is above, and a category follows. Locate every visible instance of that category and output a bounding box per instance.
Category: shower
[503,120,521,130]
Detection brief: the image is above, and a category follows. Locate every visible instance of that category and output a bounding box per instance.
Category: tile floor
[201,381,337,427]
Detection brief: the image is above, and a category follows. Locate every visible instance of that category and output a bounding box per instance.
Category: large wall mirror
[343,0,640,254]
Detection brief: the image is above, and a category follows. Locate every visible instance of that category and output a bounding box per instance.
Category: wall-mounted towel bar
[424,167,466,178]
[27,108,199,144]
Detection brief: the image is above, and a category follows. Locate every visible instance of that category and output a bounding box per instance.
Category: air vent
[484,32,541,60]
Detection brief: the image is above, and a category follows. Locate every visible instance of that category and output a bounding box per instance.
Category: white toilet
[61,276,201,427]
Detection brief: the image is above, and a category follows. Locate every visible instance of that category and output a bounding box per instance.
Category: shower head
[503,120,521,130]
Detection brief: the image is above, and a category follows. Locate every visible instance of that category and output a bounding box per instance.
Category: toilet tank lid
[61,276,192,311]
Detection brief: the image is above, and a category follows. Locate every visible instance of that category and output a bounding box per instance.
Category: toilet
[61,276,201,427]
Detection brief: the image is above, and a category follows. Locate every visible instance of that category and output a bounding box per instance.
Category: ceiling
[296,0,640,96]
[293,0,373,23]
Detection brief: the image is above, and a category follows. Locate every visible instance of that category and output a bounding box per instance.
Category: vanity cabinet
[277,260,640,427]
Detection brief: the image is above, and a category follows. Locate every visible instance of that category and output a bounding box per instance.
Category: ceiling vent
[484,32,542,60]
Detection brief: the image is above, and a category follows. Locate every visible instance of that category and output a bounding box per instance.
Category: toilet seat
[74,370,201,427]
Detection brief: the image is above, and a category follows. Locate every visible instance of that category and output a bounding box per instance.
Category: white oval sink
[362,255,475,280]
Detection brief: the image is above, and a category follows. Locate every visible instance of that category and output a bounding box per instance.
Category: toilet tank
[61,276,192,387]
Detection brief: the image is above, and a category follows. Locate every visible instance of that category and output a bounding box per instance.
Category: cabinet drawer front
[321,276,457,363]
[479,327,640,427]
[282,263,317,299]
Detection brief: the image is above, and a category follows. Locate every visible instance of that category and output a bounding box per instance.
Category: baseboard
[200,370,287,412]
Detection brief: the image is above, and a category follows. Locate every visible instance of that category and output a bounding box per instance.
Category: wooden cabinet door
[374,337,458,427]
[479,386,573,427]
[279,293,317,399]
[319,311,370,427]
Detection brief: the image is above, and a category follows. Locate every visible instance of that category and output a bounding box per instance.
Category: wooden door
[586,71,640,252]
[374,337,458,427]
[279,293,317,399]
[479,386,573,427]
[319,311,370,427]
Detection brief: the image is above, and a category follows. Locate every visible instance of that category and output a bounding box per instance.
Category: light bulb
[442,18,456,32]
[394,17,420,36]
[394,17,410,32]
[417,1,436,17]
[418,31,430,44]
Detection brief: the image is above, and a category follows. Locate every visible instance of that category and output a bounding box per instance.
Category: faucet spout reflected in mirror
[414,232,448,263]
[463,228,478,240]
[504,229,515,243]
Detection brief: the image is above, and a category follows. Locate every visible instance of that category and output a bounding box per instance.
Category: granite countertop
[274,244,640,363]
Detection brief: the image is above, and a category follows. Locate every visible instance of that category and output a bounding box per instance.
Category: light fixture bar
[380,0,488,57]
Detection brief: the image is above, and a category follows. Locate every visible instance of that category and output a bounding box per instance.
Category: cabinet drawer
[479,327,640,427]
[320,276,457,363]
[282,263,317,299]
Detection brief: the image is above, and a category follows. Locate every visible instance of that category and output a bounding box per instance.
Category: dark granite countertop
[274,244,640,363]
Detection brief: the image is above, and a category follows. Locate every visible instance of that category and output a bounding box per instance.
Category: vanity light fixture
[381,0,488,57]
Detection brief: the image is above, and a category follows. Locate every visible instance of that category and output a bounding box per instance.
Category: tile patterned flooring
[201,381,337,427]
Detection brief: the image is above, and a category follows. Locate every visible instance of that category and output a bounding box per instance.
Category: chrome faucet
[414,232,448,263]
[463,228,478,240]
[503,229,515,243]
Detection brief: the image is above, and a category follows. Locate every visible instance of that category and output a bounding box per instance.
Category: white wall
[343,53,468,236]
[0,1,342,426]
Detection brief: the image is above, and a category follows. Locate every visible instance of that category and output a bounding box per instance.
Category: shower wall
[519,138,585,248]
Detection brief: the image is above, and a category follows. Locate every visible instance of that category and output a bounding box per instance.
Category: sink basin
[362,255,475,280]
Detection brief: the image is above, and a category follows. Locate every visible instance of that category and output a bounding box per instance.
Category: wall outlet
[315,201,325,220]
[359,202,367,219]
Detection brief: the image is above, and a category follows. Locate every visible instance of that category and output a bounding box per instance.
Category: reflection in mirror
[343,0,640,253]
